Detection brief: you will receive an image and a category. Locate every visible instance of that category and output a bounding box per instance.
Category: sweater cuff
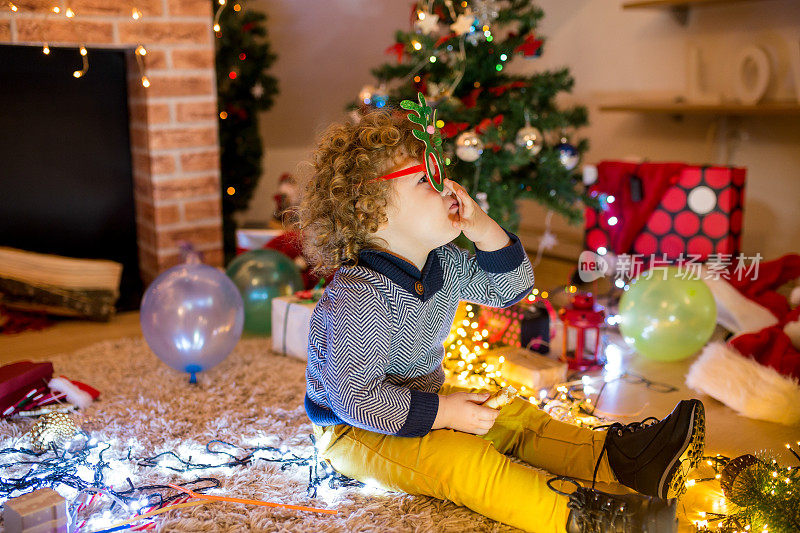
[396,388,440,437]
[475,227,526,273]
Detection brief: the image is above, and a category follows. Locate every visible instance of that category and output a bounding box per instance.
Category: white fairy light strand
[213,0,227,33]
[4,1,150,87]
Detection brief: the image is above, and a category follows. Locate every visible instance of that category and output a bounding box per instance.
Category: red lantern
[558,293,605,372]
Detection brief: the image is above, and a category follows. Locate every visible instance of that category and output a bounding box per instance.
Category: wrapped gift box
[633,166,745,260]
[270,295,318,361]
[584,162,746,262]
[3,487,68,533]
[483,345,568,392]
[479,302,600,356]
[479,303,551,353]
[235,228,284,255]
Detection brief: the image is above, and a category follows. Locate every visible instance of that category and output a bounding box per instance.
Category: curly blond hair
[292,107,426,277]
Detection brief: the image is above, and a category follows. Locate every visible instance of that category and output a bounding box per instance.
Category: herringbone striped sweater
[304,228,535,437]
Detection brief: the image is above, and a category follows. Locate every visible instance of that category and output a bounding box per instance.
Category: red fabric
[727,254,800,319]
[0,361,53,415]
[61,376,101,400]
[725,254,800,381]
[263,230,331,290]
[0,305,54,335]
[731,307,800,381]
[587,161,686,254]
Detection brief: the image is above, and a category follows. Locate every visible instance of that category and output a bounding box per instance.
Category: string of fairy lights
[4,379,796,531]
[0,317,796,532]
[0,420,355,531]
[2,0,235,88]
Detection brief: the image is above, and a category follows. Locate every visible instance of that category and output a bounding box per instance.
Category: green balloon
[225,249,304,335]
[619,266,717,362]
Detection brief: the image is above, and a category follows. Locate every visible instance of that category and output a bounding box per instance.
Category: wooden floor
[1,255,796,529]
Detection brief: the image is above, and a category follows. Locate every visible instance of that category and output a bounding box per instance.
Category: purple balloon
[140,262,244,382]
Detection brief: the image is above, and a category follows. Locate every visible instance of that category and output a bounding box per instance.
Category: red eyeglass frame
[370,152,445,192]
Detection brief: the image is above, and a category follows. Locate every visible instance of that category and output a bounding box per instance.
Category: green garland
[693,446,800,532]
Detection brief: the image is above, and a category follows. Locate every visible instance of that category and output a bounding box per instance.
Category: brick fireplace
[0,0,224,285]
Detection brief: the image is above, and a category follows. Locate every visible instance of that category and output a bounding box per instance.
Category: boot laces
[596,416,660,437]
[591,416,661,490]
[549,476,632,533]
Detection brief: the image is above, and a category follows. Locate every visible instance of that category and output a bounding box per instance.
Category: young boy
[296,104,705,533]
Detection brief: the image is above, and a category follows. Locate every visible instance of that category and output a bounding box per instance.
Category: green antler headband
[401,92,446,192]
[371,92,447,193]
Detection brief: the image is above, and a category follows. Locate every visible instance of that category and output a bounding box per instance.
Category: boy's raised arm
[322,281,439,437]
[442,226,535,308]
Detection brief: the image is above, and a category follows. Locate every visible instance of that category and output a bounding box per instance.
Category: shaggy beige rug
[0,336,525,532]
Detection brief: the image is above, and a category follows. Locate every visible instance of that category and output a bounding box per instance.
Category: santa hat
[686,254,800,426]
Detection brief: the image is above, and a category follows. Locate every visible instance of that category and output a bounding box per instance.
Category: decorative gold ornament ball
[28,412,77,451]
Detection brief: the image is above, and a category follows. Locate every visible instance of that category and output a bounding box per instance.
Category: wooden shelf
[599,100,800,116]
[623,0,769,9]
[622,0,773,24]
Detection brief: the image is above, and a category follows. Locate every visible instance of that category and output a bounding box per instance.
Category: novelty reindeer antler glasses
[370,92,447,193]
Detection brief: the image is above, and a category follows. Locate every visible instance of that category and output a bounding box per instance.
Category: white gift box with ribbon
[270,296,318,361]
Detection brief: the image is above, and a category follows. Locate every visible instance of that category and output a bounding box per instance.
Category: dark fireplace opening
[0,44,142,312]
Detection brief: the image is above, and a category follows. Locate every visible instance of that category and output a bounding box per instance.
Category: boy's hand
[443,178,510,250]
[432,391,500,435]
[443,178,491,243]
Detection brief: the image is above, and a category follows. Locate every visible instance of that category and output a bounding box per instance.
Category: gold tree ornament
[28,412,77,451]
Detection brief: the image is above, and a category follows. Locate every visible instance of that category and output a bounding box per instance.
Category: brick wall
[1,0,224,285]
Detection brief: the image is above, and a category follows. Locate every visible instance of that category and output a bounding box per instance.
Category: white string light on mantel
[212,0,226,34]
[4,2,150,87]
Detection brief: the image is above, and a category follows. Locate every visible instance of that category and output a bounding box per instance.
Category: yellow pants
[311,381,618,533]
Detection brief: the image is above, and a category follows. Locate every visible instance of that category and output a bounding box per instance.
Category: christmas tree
[348,0,595,249]
[214,0,279,262]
